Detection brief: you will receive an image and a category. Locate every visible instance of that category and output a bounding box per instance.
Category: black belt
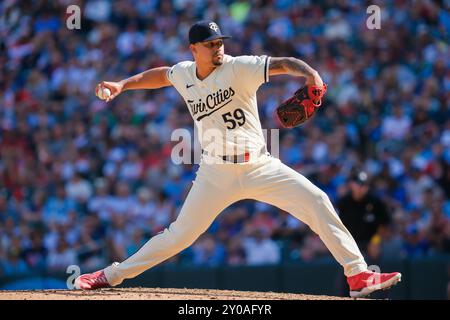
[202,147,266,163]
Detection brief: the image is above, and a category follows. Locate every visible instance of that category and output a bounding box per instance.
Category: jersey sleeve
[232,55,271,92]
[165,61,192,90]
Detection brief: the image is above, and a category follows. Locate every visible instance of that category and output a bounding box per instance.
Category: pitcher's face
[191,39,224,67]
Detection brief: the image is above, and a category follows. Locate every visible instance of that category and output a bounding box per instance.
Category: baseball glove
[276,84,327,128]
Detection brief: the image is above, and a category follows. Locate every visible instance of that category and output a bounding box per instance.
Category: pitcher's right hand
[95,81,124,102]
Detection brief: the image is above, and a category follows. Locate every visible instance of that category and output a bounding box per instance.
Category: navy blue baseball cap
[189,20,231,44]
[350,170,369,185]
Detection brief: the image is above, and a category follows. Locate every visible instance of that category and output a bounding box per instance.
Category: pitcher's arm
[268,57,323,86]
[96,67,172,102]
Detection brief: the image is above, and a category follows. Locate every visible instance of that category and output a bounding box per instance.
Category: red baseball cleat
[347,270,402,298]
[74,269,110,290]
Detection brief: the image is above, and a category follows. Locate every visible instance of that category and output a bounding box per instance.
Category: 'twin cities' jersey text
[166,54,270,157]
[188,86,235,120]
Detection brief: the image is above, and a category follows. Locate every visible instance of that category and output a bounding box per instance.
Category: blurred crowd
[0,0,449,276]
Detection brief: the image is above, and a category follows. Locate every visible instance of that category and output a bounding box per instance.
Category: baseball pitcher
[75,21,401,298]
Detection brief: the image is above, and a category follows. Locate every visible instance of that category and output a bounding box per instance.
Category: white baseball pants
[104,153,367,286]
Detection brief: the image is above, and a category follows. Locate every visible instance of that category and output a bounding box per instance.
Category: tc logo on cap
[209,22,219,33]
[188,20,231,44]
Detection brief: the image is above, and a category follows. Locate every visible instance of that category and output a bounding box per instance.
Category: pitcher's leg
[248,157,367,277]
[104,174,237,286]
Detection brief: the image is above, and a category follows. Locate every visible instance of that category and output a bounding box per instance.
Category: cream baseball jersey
[166,54,271,157]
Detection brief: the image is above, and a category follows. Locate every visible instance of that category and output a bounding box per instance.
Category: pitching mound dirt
[0,287,363,300]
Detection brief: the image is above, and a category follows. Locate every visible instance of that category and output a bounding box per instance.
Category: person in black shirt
[335,170,394,297]
[336,171,391,254]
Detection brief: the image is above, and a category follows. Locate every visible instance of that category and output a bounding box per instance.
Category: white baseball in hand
[97,87,111,100]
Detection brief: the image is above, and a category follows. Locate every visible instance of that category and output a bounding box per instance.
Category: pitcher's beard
[212,55,223,66]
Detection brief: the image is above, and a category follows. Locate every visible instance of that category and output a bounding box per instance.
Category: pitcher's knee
[164,224,201,253]
[312,190,330,206]
[311,190,342,223]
